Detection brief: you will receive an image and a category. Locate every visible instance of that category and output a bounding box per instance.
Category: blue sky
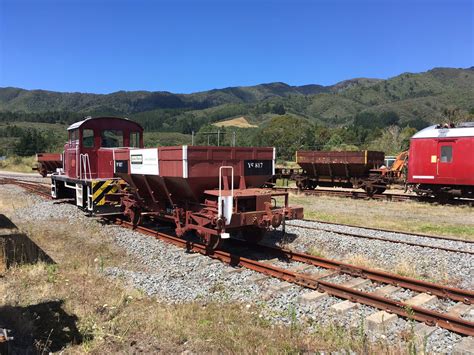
[0,0,472,94]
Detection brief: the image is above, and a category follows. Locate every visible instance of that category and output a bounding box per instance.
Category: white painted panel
[218,195,233,225]
[413,175,435,179]
[272,147,276,175]
[182,145,188,178]
[130,148,159,175]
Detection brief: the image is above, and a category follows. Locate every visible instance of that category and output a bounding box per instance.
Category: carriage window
[101,130,123,147]
[440,146,452,163]
[82,129,94,148]
[130,132,140,147]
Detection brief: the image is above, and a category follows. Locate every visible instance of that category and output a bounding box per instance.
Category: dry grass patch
[212,116,258,128]
[344,254,377,269]
[0,156,36,174]
[393,260,420,279]
[308,245,326,258]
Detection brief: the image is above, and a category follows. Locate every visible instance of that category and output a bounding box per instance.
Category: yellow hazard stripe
[96,184,119,206]
[92,179,120,206]
[92,180,112,200]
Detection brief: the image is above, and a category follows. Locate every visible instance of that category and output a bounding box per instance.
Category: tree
[256,115,315,161]
[368,126,417,154]
[271,103,286,115]
[14,129,48,156]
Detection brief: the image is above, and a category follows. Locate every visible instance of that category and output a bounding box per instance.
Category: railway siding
[268,223,473,290]
[2,177,473,351]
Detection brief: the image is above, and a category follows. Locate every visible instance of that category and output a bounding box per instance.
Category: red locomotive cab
[407,122,474,199]
[63,116,144,179]
[52,116,144,214]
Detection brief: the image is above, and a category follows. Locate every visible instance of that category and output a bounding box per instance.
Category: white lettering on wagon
[247,162,264,169]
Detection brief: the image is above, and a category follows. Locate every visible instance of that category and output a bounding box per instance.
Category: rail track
[113,218,474,336]
[3,175,474,336]
[272,186,474,206]
[287,220,474,255]
[0,177,51,199]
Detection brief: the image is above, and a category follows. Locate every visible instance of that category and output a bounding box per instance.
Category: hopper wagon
[49,116,303,249]
[293,150,389,195]
[112,146,304,249]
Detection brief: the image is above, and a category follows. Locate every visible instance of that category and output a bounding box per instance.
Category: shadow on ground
[0,214,54,271]
[0,300,84,354]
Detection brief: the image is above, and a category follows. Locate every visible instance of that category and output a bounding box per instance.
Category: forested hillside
[1,67,473,159]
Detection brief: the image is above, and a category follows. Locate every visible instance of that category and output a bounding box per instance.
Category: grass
[0,155,36,173]
[212,116,258,128]
[291,193,474,240]
[0,187,406,353]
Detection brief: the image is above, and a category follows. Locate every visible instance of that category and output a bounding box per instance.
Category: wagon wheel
[363,185,375,197]
[241,226,266,245]
[374,187,386,194]
[128,207,142,226]
[198,232,222,251]
[296,180,306,190]
[309,181,317,190]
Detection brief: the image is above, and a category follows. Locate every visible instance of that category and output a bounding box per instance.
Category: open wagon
[294,150,388,195]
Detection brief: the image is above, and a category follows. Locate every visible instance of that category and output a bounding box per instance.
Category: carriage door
[437,141,454,181]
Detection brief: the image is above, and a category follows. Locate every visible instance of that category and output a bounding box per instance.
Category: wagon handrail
[218,166,234,198]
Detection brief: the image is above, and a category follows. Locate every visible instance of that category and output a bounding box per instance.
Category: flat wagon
[33,153,63,177]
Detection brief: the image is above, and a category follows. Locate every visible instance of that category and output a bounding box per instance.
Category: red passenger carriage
[407,122,474,199]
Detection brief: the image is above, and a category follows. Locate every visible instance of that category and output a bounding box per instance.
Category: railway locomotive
[407,122,474,199]
[50,116,303,249]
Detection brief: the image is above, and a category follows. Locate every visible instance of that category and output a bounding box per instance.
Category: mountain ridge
[1,67,473,131]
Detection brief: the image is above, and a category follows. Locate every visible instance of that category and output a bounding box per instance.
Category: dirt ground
[290,193,474,240]
[0,187,408,354]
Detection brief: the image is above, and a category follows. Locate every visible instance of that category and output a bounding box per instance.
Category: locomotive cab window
[101,130,123,148]
[130,131,140,147]
[82,129,94,148]
[69,129,78,143]
[440,146,452,163]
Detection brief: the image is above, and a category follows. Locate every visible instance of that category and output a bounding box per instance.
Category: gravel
[266,222,474,290]
[2,184,472,352]
[287,219,474,253]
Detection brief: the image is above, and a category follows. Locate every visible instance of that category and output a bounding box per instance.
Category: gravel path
[2,184,472,352]
[266,223,474,290]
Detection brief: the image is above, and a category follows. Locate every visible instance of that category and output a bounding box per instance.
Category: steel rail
[246,242,474,304]
[285,222,474,255]
[299,218,474,244]
[0,178,51,198]
[272,186,474,206]
[114,219,474,336]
